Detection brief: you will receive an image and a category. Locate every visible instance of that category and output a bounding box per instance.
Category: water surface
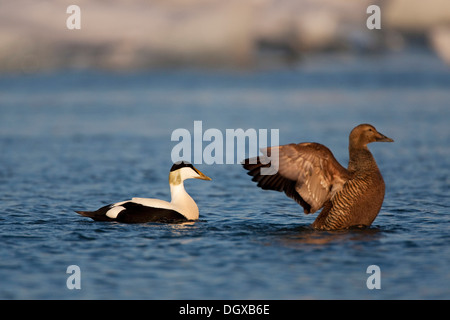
[0,50,449,299]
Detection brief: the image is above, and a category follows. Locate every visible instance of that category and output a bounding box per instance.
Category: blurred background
[1,0,450,72]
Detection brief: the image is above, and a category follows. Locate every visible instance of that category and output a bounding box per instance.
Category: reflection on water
[278,226,383,246]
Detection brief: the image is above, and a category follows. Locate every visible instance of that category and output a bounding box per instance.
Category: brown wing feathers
[242,156,312,213]
[242,143,349,215]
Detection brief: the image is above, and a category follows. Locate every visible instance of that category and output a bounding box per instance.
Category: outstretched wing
[243,142,349,214]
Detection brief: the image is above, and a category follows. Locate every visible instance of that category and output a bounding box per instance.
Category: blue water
[1,50,449,299]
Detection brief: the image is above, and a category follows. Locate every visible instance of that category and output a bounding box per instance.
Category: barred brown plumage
[242,124,393,230]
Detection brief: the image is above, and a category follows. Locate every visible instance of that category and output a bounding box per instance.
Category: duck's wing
[243,142,349,214]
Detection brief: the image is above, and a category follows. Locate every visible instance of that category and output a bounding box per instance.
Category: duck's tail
[75,205,114,221]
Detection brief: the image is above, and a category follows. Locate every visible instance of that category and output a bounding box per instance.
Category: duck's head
[349,124,394,149]
[169,161,212,185]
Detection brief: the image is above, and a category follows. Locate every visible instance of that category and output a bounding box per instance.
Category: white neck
[169,182,199,220]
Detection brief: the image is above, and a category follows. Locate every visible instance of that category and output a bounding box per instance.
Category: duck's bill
[195,169,212,181]
[376,132,394,142]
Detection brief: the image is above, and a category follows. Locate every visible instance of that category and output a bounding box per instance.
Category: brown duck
[242,124,393,230]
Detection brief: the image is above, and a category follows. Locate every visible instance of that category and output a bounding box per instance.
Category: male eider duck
[76,162,211,223]
[242,124,393,230]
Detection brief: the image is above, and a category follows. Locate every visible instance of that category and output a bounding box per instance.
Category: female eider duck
[243,124,393,230]
[76,162,211,223]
